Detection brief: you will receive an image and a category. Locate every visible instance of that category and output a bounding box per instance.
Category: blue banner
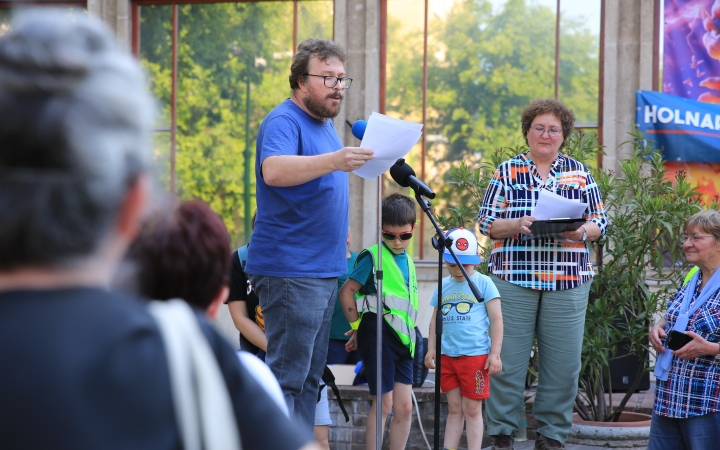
[635,90,720,163]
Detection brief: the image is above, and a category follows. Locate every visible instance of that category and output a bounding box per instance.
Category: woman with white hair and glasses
[0,11,314,450]
[648,209,720,450]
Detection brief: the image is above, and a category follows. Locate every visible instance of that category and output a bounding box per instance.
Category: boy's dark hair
[382,193,416,227]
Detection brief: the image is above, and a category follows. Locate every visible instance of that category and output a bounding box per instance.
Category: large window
[134,0,333,247]
[0,2,86,35]
[384,0,601,258]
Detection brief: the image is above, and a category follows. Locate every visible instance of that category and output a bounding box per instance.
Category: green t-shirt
[329,251,358,340]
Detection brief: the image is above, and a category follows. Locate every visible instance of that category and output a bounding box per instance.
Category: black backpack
[412,326,429,388]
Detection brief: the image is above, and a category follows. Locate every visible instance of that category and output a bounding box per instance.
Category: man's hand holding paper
[352,112,423,179]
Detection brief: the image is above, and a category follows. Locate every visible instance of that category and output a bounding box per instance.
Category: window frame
[380,0,606,259]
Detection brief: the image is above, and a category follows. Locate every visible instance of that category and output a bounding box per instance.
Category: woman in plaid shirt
[648,210,720,450]
[479,99,608,450]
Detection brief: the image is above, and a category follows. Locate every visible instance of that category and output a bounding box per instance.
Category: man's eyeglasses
[382,230,413,241]
[304,74,353,89]
[680,233,716,243]
[530,125,562,137]
[441,301,473,315]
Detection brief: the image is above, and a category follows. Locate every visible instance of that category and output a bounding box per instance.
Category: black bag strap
[320,365,350,423]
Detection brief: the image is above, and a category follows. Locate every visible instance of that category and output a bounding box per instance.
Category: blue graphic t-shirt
[246,99,348,277]
[429,272,500,357]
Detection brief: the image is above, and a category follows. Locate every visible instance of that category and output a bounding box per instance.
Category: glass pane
[385,0,425,258]
[297,0,334,42]
[139,5,172,131]
[0,6,86,36]
[173,2,304,247]
[412,0,558,258]
[0,9,10,35]
[138,1,335,247]
[559,0,600,125]
[151,131,172,189]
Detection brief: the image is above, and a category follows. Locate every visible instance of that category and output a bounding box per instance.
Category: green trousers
[486,275,591,442]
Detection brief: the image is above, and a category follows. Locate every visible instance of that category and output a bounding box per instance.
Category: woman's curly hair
[520,98,575,150]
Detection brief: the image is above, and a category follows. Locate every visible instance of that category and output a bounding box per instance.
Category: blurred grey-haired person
[0,11,316,450]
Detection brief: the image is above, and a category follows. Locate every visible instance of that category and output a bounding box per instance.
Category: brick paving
[327,376,655,450]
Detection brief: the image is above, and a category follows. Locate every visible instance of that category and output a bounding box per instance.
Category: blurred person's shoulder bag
[148,299,242,450]
[320,365,350,422]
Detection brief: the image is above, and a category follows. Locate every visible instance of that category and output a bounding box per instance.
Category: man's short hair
[289,38,347,90]
[0,11,154,270]
[382,193,417,228]
[126,200,231,310]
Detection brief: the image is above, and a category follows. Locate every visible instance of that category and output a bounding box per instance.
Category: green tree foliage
[385,0,599,218]
[139,2,332,246]
[441,0,596,157]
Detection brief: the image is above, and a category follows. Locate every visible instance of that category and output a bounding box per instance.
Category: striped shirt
[477,152,608,291]
[653,276,720,418]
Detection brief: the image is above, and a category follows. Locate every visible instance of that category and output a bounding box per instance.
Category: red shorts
[440,354,490,400]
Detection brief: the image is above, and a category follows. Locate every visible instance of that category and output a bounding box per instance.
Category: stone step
[482,440,644,450]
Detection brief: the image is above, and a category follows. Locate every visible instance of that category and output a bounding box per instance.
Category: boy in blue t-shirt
[424,228,503,450]
[338,193,418,450]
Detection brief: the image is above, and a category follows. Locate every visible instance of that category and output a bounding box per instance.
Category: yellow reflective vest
[683,266,700,286]
[355,244,419,357]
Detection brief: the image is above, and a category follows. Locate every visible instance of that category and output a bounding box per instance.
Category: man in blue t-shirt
[245,38,373,432]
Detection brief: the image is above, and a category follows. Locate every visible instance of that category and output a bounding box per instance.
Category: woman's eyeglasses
[382,230,413,241]
[680,233,715,243]
[530,125,562,137]
[441,301,473,315]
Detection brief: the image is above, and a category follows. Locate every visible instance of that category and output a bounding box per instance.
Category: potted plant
[436,129,712,445]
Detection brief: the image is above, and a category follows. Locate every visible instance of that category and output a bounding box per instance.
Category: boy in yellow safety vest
[339,193,419,450]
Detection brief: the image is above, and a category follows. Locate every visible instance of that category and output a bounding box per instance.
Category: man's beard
[302,89,343,119]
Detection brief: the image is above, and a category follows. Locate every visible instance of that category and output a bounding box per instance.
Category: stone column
[87,0,131,54]
[601,0,656,173]
[334,0,381,252]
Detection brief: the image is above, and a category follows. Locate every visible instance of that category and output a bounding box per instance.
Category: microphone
[390,159,436,199]
[351,120,367,140]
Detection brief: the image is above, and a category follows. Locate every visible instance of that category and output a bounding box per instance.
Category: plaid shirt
[653,276,720,418]
[477,152,608,291]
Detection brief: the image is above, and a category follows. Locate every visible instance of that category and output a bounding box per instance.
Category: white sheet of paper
[353,112,423,179]
[532,189,588,220]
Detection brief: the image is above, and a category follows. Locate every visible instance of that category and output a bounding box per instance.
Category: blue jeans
[648,412,720,450]
[249,274,336,433]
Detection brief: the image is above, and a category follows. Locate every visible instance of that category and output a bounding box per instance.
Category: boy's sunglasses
[382,230,414,241]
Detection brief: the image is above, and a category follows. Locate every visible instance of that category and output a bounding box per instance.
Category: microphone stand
[349,120,383,450]
[374,176,383,450]
[412,192,486,450]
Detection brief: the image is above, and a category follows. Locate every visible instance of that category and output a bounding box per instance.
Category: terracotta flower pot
[566,412,651,449]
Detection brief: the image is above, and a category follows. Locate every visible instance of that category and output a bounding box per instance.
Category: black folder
[529,218,585,236]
